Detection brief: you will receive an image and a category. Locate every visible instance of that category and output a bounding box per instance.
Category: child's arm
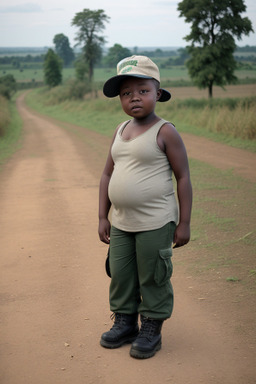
[159,123,193,247]
[98,129,118,244]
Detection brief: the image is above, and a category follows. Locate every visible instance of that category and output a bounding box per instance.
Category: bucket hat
[103,55,171,102]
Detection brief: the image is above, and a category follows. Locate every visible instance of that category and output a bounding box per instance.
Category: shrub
[0,95,11,136]
[39,79,92,105]
[0,74,17,99]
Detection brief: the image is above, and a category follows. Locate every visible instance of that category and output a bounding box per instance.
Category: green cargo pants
[109,222,176,320]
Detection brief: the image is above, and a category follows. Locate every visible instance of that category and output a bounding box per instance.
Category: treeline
[235,45,256,52]
[234,45,256,63]
[234,55,256,64]
[1,45,255,69]
[0,49,180,68]
[0,54,45,66]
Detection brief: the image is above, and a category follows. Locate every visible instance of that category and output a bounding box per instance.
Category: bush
[0,74,17,99]
[39,79,92,105]
[0,95,11,136]
[66,80,91,99]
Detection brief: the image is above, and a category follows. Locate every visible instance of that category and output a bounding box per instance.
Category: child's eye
[140,89,148,94]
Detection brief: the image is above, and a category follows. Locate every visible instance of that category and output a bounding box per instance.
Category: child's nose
[131,91,140,101]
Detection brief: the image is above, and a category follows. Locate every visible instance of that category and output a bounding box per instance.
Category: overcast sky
[0,0,255,48]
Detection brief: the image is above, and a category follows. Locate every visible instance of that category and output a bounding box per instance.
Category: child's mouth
[131,105,142,111]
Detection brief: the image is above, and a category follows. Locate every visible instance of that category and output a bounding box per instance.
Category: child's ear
[156,89,162,101]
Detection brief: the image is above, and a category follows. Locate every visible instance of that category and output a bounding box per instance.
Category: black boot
[100,313,139,349]
[130,315,163,359]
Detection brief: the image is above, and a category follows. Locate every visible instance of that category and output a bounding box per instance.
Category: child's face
[119,77,162,119]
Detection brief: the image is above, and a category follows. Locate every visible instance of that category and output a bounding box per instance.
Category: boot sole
[130,340,162,359]
[100,333,138,349]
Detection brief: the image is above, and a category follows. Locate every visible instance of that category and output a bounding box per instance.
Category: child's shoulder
[159,120,184,147]
[160,119,175,128]
[160,120,177,135]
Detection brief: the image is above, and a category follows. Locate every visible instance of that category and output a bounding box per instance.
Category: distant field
[0,67,75,82]
[91,84,255,100]
[0,66,190,82]
[1,66,256,84]
[169,84,256,99]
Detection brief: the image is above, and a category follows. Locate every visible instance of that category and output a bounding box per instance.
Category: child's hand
[98,218,111,244]
[173,222,190,248]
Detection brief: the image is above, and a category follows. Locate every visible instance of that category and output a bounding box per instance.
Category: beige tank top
[108,119,178,232]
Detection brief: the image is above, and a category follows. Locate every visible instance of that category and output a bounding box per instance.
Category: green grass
[1,65,256,84]
[0,95,23,167]
[226,276,241,282]
[25,87,256,152]
[25,87,128,133]
[156,98,256,149]
[0,67,76,82]
[185,158,256,289]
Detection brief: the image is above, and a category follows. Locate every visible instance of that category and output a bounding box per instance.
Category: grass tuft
[226,276,241,282]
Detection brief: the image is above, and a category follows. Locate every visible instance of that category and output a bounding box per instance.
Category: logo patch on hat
[118,59,138,72]
[121,66,134,74]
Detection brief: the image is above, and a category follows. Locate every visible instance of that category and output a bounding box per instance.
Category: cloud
[0,3,42,13]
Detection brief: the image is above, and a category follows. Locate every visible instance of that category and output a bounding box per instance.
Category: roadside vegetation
[0,44,255,169]
[0,94,23,167]
[0,95,10,137]
[25,86,256,152]
[0,8,255,161]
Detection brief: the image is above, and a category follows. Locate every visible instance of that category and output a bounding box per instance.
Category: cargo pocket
[154,248,173,286]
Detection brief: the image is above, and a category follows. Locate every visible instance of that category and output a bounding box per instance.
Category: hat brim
[103,74,171,102]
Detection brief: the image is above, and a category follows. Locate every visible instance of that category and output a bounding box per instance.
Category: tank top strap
[117,120,131,135]
[154,119,169,131]
[148,119,169,138]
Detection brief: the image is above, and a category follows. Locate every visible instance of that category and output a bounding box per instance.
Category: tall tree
[71,9,110,82]
[43,49,62,87]
[53,33,75,67]
[178,0,254,98]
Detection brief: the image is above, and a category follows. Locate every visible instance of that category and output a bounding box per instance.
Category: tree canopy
[53,33,75,67]
[43,49,62,88]
[71,9,110,81]
[178,0,254,97]
[104,44,132,67]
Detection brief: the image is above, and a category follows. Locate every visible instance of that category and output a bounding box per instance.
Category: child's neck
[122,114,161,141]
[132,112,159,127]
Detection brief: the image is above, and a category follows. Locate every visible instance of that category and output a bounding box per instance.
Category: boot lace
[110,313,127,330]
[138,318,159,341]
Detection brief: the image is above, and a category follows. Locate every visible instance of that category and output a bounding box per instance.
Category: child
[98,55,192,359]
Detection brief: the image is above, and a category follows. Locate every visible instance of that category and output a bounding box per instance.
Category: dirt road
[0,93,255,384]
